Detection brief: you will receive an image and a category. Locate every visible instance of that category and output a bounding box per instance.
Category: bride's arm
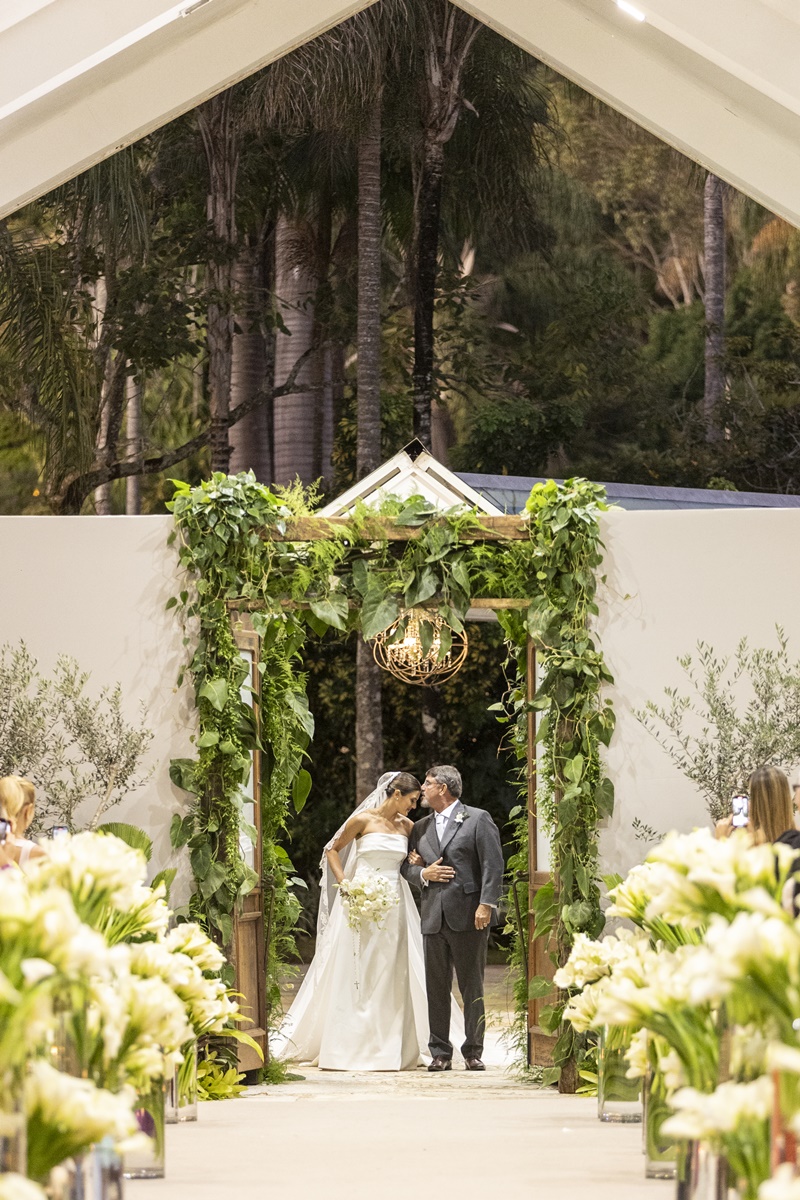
[325,814,367,884]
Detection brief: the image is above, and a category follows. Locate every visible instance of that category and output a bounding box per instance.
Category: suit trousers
[424,920,489,1060]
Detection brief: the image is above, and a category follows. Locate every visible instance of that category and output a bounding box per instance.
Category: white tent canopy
[0,0,799,224]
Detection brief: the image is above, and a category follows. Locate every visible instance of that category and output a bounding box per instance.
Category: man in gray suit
[402,764,504,1071]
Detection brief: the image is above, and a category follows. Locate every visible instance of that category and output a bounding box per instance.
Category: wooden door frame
[230,622,268,1070]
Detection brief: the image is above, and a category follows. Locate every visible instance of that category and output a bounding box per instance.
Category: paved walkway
[128,1071,669,1200]
[128,967,671,1200]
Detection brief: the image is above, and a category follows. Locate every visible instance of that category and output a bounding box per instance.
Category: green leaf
[169,758,199,795]
[165,596,178,610]
[285,690,314,738]
[405,566,438,608]
[198,729,220,749]
[151,867,177,901]
[563,753,584,784]
[419,619,434,658]
[360,589,399,640]
[351,559,370,597]
[191,842,212,882]
[595,777,615,819]
[292,768,312,813]
[540,1066,561,1087]
[98,822,153,862]
[528,975,554,1000]
[199,861,228,899]
[309,596,348,631]
[198,678,228,712]
[538,1003,564,1034]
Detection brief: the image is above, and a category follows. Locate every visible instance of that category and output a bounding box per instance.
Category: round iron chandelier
[372,608,468,687]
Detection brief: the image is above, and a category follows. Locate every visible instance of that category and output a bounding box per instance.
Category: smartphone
[731,794,749,827]
[0,817,10,845]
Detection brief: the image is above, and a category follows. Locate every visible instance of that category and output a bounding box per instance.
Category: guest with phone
[715,766,794,844]
[0,775,46,872]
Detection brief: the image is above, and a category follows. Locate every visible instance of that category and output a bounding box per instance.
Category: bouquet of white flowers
[24,1060,139,1181]
[338,874,398,931]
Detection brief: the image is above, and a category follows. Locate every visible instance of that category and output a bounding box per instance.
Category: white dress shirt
[435,799,460,841]
[421,800,461,886]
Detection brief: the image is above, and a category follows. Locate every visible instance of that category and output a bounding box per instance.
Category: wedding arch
[166,449,614,1086]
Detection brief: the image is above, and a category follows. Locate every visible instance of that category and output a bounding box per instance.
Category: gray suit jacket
[401,801,504,934]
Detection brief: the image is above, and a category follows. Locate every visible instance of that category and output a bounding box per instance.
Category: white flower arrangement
[554,927,648,991]
[25,1060,139,1180]
[165,922,226,973]
[760,1165,800,1200]
[0,1176,47,1200]
[338,873,398,931]
[661,1076,772,1141]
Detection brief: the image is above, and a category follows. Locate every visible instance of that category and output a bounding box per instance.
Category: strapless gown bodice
[352,832,408,880]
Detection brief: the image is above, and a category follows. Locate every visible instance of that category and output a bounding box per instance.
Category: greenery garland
[167,470,613,1083]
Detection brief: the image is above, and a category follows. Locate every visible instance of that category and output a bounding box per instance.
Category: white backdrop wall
[596,507,800,877]
[1,514,195,897]
[2,508,800,889]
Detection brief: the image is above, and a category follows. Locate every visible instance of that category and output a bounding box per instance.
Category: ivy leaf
[292,768,312,813]
[405,566,438,608]
[437,624,452,661]
[351,559,370,597]
[191,842,212,881]
[170,813,193,849]
[198,678,228,712]
[199,861,228,899]
[310,595,348,631]
[540,1067,561,1087]
[563,754,584,785]
[151,867,177,902]
[285,691,314,738]
[538,1003,564,1034]
[360,589,399,640]
[527,975,554,1000]
[419,620,434,658]
[595,777,615,818]
[169,758,199,795]
[197,730,220,749]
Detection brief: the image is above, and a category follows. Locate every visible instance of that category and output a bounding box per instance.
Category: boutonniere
[455,811,469,824]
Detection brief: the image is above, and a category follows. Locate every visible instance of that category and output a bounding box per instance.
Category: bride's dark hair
[386,771,421,796]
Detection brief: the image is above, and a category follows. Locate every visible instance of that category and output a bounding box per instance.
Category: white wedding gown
[274,831,465,1070]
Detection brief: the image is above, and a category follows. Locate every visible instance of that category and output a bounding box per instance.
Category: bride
[274,770,464,1071]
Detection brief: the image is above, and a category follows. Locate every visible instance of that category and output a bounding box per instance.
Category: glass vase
[176,1040,198,1123]
[675,1141,729,1200]
[0,1077,26,1177]
[643,1067,677,1180]
[48,1139,124,1200]
[166,1042,198,1124]
[597,1028,642,1123]
[122,1080,166,1180]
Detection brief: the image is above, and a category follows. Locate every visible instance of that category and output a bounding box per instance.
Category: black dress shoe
[427,1056,452,1072]
[464,1057,486,1071]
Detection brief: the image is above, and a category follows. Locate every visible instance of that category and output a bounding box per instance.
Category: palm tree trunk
[412,139,444,450]
[355,91,385,802]
[125,374,142,514]
[356,96,383,477]
[272,215,318,485]
[198,91,239,474]
[703,173,726,443]
[229,235,272,481]
[355,636,384,801]
[411,4,481,449]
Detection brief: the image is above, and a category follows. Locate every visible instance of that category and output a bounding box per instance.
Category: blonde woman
[0,776,46,871]
[715,766,794,844]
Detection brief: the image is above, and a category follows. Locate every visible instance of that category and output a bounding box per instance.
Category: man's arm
[401,823,424,891]
[476,811,504,909]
